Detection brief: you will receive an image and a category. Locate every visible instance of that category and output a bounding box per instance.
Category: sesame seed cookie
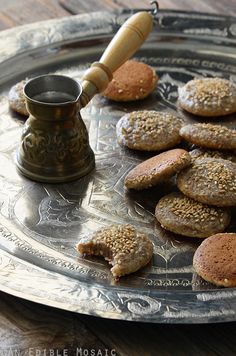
[125,149,191,190]
[178,78,236,116]
[77,224,153,278]
[102,60,158,101]
[190,148,236,163]
[177,158,236,207]
[180,123,236,150]
[8,79,28,116]
[155,192,231,238]
[116,110,183,151]
[193,233,236,287]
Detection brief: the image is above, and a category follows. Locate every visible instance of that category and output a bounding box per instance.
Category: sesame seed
[118,110,183,147]
[83,224,147,256]
[158,193,227,222]
[180,78,236,112]
[190,148,236,162]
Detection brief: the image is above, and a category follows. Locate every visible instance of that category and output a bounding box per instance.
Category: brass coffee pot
[16,11,153,183]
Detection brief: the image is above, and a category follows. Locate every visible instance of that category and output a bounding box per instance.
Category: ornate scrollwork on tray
[21,119,90,164]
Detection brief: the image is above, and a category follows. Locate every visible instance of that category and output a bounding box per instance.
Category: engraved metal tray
[0,9,236,323]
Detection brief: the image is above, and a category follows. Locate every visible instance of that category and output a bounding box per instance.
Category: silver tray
[0,9,236,324]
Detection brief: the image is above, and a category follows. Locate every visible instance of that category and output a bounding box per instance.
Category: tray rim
[0,9,236,323]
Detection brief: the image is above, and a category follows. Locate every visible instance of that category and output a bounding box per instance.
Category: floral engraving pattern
[21,119,90,165]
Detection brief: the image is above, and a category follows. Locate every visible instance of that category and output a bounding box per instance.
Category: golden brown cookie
[102,60,158,101]
[125,149,191,190]
[180,123,236,150]
[193,233,236,287]
[8,79,28,116]
[178,78,236,116]
[190,148,236,163]
[155,192,231,238]
[77,224,153,278]
[116,110,183,151]
[177,158,236,207]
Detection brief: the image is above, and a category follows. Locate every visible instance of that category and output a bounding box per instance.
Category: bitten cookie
[177,158,236,207]
[116,110,183,151]
[125,149,191,190]
[190,148,236,163]
[178,78,236,116]
[102,60,158,101]
[193,233,236,287]
[155,192,231,238]
[8,79,28,116]
[180,123,236,150]
[77,224,153,278]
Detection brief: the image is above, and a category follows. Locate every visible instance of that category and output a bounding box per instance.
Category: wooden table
[0,0,235,29]
[0,1,236,354]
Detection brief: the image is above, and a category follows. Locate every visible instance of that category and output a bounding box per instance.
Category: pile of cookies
[71,70,236,284]
[115,73,236,286]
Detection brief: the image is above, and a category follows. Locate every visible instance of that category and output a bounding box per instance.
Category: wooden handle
[80,11,153,108]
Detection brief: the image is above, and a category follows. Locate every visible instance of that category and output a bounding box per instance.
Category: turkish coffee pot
[16,11,153,183]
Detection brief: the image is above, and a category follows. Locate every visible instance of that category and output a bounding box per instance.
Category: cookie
[116,110,183,151]
[178,78,236,116]
[77,224,153,278]
[102,60,158,101]
[125,149,191,190]
[190,148,236,163]
[177,158,236,207]
[180,123,236,150]
[8,79,28,116]
[155,192,230,238]
[193,233,236,287]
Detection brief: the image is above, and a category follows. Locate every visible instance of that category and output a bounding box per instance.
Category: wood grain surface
[0,1,236,354]
[0,0,235,29]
